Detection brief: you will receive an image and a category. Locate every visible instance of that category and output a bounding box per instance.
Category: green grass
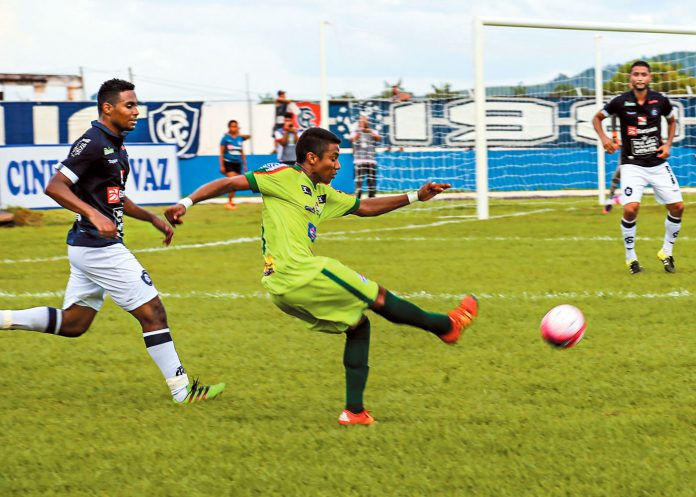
[1,197,694,497]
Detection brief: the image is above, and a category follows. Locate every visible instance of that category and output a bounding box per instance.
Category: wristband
[177,197,193,210]
[407,191,420,204]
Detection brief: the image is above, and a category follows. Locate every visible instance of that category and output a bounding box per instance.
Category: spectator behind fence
[273,90,292,135]
[275,112,302,165]
[351,115,381,198]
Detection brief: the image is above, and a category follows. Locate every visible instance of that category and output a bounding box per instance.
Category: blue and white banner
[0,144,180,209]
[0,102,203,159]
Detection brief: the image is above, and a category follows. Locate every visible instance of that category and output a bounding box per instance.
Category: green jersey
[245,163,360,294]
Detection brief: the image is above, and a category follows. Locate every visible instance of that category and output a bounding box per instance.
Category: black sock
[375,290,451,335]
[344,319,370,414]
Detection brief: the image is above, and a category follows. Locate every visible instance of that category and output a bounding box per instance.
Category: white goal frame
[473,18,696,220]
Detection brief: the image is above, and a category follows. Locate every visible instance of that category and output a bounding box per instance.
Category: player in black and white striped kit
[1,79,224,404]
[592,60,684,274]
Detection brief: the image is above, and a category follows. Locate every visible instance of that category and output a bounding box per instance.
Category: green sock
[375,290,451,335]
[344,318,370,414]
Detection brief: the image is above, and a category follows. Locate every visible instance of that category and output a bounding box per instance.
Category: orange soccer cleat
[338,409,375,426]
[440,295,479,345]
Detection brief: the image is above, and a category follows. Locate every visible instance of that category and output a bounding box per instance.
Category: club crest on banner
[148,103,201,158]
[295,101,321,129]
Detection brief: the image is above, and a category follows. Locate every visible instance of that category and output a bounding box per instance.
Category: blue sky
[1,0,695,101]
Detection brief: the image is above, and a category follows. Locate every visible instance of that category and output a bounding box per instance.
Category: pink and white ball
[540,305,586,348]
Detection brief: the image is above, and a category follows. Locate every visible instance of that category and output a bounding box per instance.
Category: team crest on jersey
[106,186,121,204]
[148,102,200,159]
[141,270,153,286]
[307,222,317,242]
[317,194,327,204]
[624,187,633,196]
[301,185,312,195]
[627,126,637,136]
[651,108,658,116]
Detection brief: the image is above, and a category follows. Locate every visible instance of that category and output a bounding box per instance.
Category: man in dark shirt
[0,79,224,404]
[592,60,684,274]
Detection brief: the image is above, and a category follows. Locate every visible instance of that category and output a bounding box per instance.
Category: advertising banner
[0,144,179,209]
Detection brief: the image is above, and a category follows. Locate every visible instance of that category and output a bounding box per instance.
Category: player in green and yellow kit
[165,127,478,425]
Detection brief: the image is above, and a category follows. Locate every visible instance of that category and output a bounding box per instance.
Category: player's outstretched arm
[123,197,173,246]
[165,175,251,226]
[354,182,450,217]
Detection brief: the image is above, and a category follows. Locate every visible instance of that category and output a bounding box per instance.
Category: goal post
[473,17,696,220]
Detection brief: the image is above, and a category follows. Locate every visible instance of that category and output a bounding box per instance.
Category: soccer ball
[540,304,586,348]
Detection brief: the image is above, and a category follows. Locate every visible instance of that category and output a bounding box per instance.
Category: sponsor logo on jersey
[108,158,119,164]
[648,99,658,104]
[636,126,658,135]
[638,116,647,125]
[624,101,636,107]
[103,147,115,155]
[307,222,317,242]
[106,186,121,204]
[70,138,91,157]
[627,126,637,136]
[301,185,312,195]
[317,194,327,204]
[304,205,316,214]
[141,270,153,286]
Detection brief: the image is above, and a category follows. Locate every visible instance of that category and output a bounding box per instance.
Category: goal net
[472,19,696,218]
[329,21,696,219]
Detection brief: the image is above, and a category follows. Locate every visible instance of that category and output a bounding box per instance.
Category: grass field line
[325,234,696,242]
[1,289,692,300]
[0,210,551,265]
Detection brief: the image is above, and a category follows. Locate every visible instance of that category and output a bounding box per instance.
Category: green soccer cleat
[627,259,643,275]
[173,378,226,405]
[657,250,675,273]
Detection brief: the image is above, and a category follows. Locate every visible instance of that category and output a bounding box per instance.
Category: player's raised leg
[371,287,478,345]
[0,304,96,336]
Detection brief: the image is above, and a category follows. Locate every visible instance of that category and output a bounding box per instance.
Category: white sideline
[0,289,692,300]
[0,209,549,265]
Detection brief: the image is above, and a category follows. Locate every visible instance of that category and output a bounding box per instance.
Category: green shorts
[270,258,380,334]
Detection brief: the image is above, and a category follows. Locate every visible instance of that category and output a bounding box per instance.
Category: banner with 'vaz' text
[0,144,180,209]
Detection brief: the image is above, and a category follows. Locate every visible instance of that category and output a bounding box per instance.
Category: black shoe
[627,260,643,275]
[657,251,675,273]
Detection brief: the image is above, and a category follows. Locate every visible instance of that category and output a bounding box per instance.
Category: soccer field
[1,197,694,497]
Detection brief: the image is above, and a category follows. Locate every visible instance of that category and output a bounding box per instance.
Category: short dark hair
[227,119,238,127]
[296,128,341,163]
[97,79,135,115]
[277,90,285,96]
[630,60,651,72]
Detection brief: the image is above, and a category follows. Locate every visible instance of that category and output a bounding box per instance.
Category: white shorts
[620,162,683,206]
[63,244,159,312]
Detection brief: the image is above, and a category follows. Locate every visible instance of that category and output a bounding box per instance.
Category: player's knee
[670,202,685,217]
